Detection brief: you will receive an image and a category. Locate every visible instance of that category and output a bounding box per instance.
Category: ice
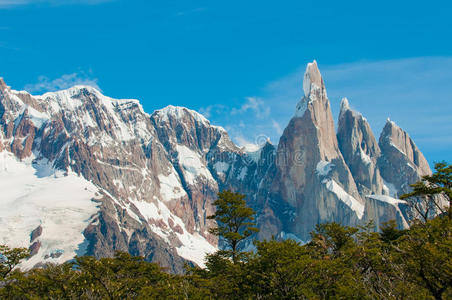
[0,151,99,270]
[237,166,248,180]
[130,199,217,267]
[158,170,187,201]
[365,194,409,228]
[303,60,321,97]
[366,195,406,206]
[316,160,334,176]
[382,179,398,197]
[176,145,215,185]
[359,148,372,165]
[294,97,309,118]
[155,105,210,126]
[213,162,230,175]
[322,179,364,219]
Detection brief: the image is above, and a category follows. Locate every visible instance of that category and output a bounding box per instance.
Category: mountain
[259,61,365,241]
[0,62,433,271]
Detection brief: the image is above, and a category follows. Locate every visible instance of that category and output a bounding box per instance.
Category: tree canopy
[401,161,452,221]
[1,187,452,299]
[207,190,259,263]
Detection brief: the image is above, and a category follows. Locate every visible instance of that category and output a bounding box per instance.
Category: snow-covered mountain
[0,62,432,271]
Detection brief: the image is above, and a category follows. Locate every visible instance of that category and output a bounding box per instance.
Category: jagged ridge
[0,62,435,271]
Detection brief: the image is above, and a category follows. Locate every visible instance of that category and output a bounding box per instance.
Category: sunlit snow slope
[0,151,99,268]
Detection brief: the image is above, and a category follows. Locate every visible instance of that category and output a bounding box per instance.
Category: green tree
[0,245,29,280]
[207,190,259,264]
[401,162,452,221]
[247,239,314,299]
[0,263,84,299]
[393,217,452,300]
[75,251,167,299]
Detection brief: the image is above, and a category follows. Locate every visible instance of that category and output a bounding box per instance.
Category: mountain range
[0,61,431,273]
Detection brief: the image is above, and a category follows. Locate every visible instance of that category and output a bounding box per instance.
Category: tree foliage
[1,191,452,299]
[401,161,452,221]
[0,245,29,280]
[207,190,259,263]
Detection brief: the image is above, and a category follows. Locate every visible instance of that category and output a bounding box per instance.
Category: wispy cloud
[0,0,114,8]
[24,72,100,94]
[231,97,270,119]
[272,120,283,135]
[0,41,20,51]
[198,104,227,119]
[201,57,452,163]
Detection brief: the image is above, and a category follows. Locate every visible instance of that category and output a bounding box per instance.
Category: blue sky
[0,0,451,165]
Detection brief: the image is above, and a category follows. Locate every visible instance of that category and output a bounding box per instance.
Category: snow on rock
[237,166,248,180]
[8,93,50,128]
[176,145,215,185]
[130,199,216,267]
[295,60,325,118]
[245,148,262,163]
[34,85,150,143]
[366,195,406,206]
[213,161,230,175]
[294,97,309,118]
[0,151,99,269]
[365,195,409,228]
[158,170,187,201]
[359,148,372,165]
[302,60,323,97]
[154,105,210,126]
[23,107,49,129]
[340,97,350,111]
[322,179,365,219]
[176,231,217,267]
[316,160,334,176]
[339,97,365,120]
[382,179,398,197]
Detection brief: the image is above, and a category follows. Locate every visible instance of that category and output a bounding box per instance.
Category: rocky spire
[302,60,324,97]
[337,97,385,195]
[295,60,328,118]
[268,61,365,241]
[378,119,431,195]
[0,77,6,89]
[339,97,350,118]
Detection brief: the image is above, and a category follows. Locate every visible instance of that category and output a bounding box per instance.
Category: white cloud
[198,104,226,119]
[234,136,261,152]
[24,72,101,94]
[272,119,283,135]
[231,97,270,119]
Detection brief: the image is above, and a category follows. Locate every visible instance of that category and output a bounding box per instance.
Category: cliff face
[263,61,364,241]
[0,61,433,270]
[337,98,385,196]
[378,119,431,196]
[0,84,221,272]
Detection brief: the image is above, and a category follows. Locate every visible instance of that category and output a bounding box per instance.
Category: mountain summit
[0,61,433,271]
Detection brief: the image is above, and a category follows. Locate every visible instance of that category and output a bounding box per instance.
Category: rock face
[263,61,365,241]
[337,98,385,196]
[336,99,410,228]
[0,61,434,271]
[0,84,222,272]
[378,120,431,196]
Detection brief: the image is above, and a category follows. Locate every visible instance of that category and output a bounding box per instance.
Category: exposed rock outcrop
[264,61,365,241]
[378,119,431,196]
[0,61,434,271]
